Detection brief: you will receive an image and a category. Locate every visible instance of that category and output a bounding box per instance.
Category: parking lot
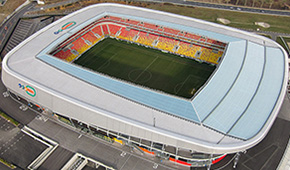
[28,118,186,170]
[0,116,48,169]
[38,147,74,170]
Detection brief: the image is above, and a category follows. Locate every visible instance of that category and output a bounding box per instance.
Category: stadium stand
[156,37,179,52]
[163,27,180,37]
[71,38,90,54]
[102,25,109,35]
[54,49,76,62]
[125,19,140,26]
[91,25,103,38]
[51,15,226,65]
[136,32,159,47]
[118,27,130,41]
[82,32,98,44]
[184,32,201,41]
[108,24,121,36]
[144,23,158,31]
[128,29,139,41]
[177,42,199,58]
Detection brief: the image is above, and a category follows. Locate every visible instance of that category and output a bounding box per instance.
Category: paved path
[28,117,187,170]
[28,0,290,17]
[31,0,79,11]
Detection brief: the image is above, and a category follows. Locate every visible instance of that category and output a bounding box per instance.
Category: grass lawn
[73,38,215,98]
[276,36,290,54]
[0,111,19,126]
[258,33,272,39]
[146,3,290,34]
[30,0,290,34]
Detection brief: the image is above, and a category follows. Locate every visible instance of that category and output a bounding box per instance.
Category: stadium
[1,3,288,167]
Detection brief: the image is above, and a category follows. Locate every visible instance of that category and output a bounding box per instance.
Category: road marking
[120,151,126,157]
[134,56,158,82]
[119,154,131,170]
[153,163,158,169]
[0,123,7,129]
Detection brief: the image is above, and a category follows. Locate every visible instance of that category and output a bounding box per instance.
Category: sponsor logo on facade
[19,83,36,97]
[54,21,76,35]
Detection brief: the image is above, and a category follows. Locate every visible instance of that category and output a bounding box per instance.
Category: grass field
[276,36,290,54]
[146,3,290,34]
[31,0,290,34]
[74,38,215,99]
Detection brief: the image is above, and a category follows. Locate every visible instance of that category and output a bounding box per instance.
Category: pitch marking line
[134,56,158,82]
[97,53,117,71]
[174,74,196,95]
[78,42,112,66]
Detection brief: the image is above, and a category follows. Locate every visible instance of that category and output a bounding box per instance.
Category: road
[143,0,290,16]
[0,2,35,58]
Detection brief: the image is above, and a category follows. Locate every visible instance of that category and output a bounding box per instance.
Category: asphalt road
[28,118,187,170]
[28,0,290,17]
[144,0,290,16]
[38,146,74,170]
[0,114,48,169]
[0,2,35,58]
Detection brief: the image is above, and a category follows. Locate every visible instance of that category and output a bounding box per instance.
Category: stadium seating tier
[52,16,226,65]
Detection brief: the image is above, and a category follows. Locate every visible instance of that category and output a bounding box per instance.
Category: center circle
[128,69,152,84]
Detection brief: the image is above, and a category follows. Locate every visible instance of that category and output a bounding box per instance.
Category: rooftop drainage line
[201,40,248,123]
[191,103,202,124]
[222,45,267,142]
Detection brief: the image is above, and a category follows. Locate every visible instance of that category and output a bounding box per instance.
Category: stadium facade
[1,3,288,167]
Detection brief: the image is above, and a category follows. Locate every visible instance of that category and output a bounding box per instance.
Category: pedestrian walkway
[277,138,290,170]
[27,117,183,170]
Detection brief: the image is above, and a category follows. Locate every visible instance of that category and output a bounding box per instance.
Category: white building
[1,3,288,167]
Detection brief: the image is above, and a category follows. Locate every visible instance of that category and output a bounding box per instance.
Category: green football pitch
[73,38,216,99]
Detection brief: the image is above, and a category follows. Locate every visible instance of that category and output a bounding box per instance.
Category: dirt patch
[255,22,270,28]
[217,18,231,24]
[0,0,26,24]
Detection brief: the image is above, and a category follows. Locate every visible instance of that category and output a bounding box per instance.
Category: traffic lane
[0,2,35,57]
[0,116,15,132]
[38,147,74,170]
[0,116,47,169]
[0,131,48,169]
[154,0,290,16]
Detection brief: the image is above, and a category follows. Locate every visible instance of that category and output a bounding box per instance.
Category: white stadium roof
[2,3,288,154]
